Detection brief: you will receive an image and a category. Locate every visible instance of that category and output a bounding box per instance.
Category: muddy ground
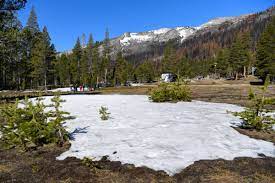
[0,83,275,182]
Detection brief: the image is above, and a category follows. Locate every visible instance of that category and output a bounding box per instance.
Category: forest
[1,1,274,90]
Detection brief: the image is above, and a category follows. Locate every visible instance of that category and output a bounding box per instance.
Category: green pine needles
[149,81,192,103]
[232,76,275,131]
[99,106,110,121]
[0,94,73,150]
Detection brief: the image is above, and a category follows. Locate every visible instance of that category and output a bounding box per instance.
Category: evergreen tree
[103,28,110,57]
[162,42,178,73]
[55,54,70,86]
[86,34,94,84]
[229,32,251,79]
[91,42,100,86]
[215,48,231,77]
[80,47,89,84]
[0,0,27,29]
[101,28,111,84]
[114,52,128,85]
[71,38,82,85]
[0,0,26,89]
[177,57,192,78]
[135,60,155,83]
[26,6,39,34]
[256,17,275,81]
[30,26,54,89]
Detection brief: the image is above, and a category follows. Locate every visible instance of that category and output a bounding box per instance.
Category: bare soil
[234,127,275,144]
[0,143,274,183]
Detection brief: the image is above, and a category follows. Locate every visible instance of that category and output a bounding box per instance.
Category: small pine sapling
[232,76,275,131]
[48,94,74,146]
[99,106,110,120]
[149,78,191,103]
[0,94,73,150]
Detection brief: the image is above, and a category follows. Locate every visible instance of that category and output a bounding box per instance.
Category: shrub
[99,106,110,120]
[149,82,192,103]
[232,76,275,131]
[0,94,72,150]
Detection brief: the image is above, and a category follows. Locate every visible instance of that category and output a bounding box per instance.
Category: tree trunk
[104,68,107,84]
[243,66,246,78]
[96,76,99,88]
[44,72,47,91]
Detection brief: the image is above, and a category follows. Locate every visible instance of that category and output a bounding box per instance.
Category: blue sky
[18,0,274,52]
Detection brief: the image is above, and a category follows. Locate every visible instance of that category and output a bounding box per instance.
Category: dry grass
[100,83,275,108]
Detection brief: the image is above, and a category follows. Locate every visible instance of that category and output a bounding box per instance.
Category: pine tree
[215,48,231,77]
[71,38,82,85]
[256,17,275,81]
[86,34,94,82]
[103,28,110,57]
[26,6,40,34]
[0,0,26,29]
[30,26,54,89]
[101,28,111,84]
[55,54,70,86]
[92,42,100,87]
[135,60,155,83]
[229,32,251,79]
[80,47,89,84]
[162,42,178,73]
[114,52,128,85]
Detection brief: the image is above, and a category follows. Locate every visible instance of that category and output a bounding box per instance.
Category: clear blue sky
[18,0,274,52]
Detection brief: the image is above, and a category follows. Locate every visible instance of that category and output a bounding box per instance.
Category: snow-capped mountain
[65,7,274,62]
[119,26,196,46]
[100,14,250,59]
[112,15,249,48]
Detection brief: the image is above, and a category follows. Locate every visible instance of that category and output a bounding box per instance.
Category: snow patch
[49,87,72,92]
[149,28,171,35]
[41,95,275,175]
[176,27,196,41]
[120,33,152,46]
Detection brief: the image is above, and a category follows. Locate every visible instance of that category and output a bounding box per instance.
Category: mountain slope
[79,7,275,64]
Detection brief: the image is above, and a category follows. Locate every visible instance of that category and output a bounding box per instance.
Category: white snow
[120,33,152,46]
[149,28,171,35]
[197,17,236,29]
[40,95,275,175]
[197,15,249,30]
[49,87,72,92]
[175,27,196,41]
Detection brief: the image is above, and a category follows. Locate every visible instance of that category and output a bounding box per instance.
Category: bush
[149,82,191,103]
[232,76,275,131]
[0,94,73,150]
[99,106,110,120]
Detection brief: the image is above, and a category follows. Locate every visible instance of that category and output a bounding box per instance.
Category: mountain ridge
[65,7,274,64]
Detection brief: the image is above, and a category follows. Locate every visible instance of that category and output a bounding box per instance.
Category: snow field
[37,95,275,175]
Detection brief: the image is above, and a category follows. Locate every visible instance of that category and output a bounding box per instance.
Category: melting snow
[46,95,275,175]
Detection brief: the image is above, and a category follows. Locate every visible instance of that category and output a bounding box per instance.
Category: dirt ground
[0,82,275,183]
[101,83,275,108]
[0,142,274,183]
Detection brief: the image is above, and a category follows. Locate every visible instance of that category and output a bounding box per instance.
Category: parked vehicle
[161,73,177,83]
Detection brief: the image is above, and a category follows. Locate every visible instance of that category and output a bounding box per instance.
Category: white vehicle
[161,73,177,82]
